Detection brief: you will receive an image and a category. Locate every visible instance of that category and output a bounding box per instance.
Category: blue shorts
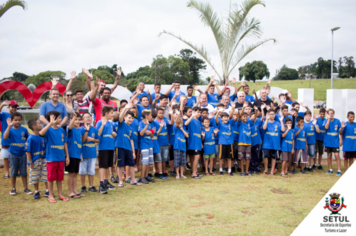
[9,153,27,177]
[307,144,315,158]
[160,145,169,162]
[79,158,96,176]
[116,147,135,167]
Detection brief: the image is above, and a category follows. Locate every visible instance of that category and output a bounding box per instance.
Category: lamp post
[331,27,340,89]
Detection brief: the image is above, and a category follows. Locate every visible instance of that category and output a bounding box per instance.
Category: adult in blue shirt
[150,83,163,105]
[205,76,222,107]
[39,88,68,127]
[130,81,150,105]
[237,82,256,103]
[165,81,186,103]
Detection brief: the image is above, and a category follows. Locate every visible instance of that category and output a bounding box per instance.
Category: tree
[160,0,275,84]
[343,56,355,78]
[0,0,26,18]
[24,71,66,87]
[238,60,269,82]
[176,49,207,85]
[275,66,298,80]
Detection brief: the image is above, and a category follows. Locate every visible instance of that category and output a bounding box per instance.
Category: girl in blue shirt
[280,118,294,177]
[340,111,356,172]
[173,116,189,179]
[201,118,218,176]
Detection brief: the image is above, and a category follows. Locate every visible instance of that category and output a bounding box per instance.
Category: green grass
[0,161,342,235]
[246,79,356,101]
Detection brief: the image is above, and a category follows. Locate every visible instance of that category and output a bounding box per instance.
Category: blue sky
[0,0,354,81]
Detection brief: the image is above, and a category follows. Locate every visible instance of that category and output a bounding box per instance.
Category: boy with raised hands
[39,111,69,203]
[115,104,141,187]
[185,107,203,179]
[262,109,285,176]
[205,76,222,107]
[25,118,48,199]
[97,106,117,194]
[340,111,356,172]
[215,105,235,176]
[79,113,99,193]
[66,111,84,198]
[155,107,170,178]
[4,112,30,196]
[323,109,342,176]
[280,118,294,177]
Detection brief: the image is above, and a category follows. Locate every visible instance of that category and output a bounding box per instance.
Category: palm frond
[159,30,222,81]
[0,0,26,18]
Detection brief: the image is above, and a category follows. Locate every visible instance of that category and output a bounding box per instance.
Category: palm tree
[159,0,275,84]
[0,0,26,18]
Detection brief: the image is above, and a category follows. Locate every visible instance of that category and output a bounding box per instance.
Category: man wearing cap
[39,88,68,127]
[0,100,19,179]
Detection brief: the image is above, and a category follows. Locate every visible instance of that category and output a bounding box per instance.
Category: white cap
[282,89,288,94]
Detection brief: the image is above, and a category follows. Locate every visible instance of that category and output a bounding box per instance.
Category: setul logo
[324,193,346,215]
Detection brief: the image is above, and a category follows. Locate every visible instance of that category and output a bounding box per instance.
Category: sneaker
[170,171,177,177]
[228,172,234,177]
[219,171,223,175]
[186,163,191,170]
[202,167,206,172]
[99,186,108,194]
[231,166,236,173]
[212,167,216,172]
[24,188,33,195]
[138,178,149,184]
[81,186,87,193]
[125,176,132,183]
[110,175,117,183]
[9,189,16,195]
[145,176,154,182]
[300,170,307,174]
[292,170,297,174]
[33,191,40,199]
[116,175,119,183]
[312,164,317,170]
[223,167,228,173]
[162,173,168,177]
[317,165,324,171]
[148,173,154,178]
[237,167,242,172]
[336,171,342,176]
[308,167,314,172]
[106,183,117,190]
[44,191,50,197]
[327,170,333,174]
[158,175,168,180]
[88,186,98,193]
[154,173,160,178]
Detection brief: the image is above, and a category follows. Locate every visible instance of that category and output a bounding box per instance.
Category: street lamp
[331,27,340,89]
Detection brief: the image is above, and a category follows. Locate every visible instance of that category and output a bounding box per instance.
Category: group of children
[2,90,355,203]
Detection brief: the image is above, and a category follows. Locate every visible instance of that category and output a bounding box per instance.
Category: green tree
[24,71,66,86]
[238,60,269,82]
[176,49,207,85]
[276,66,298,80]
[0,0,26,18]
[160,0,275,84]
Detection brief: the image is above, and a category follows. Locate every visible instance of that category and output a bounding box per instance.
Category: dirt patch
[206,214,214,219]
[271,188,291,194]
[242,211,249,214]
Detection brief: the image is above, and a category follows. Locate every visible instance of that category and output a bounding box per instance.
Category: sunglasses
[66,94,73,97]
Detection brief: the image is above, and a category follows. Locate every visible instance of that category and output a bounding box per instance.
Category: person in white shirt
[195,93,215,114]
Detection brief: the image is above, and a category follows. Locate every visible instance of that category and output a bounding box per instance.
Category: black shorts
[116,147,135,167]
[262,149,279,160]
[65,157,80,173]
[169,145,174,161]
[98,150,114,168]
[187,149,200,156]
[219,144,233,159]
[325,147,339,153]
[344,151,356,159]
[315,140,324,154]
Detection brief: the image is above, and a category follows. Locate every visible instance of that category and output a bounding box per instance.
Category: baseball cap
[282,89,288,94]
[9,100,19,106]
[225,87,230,91]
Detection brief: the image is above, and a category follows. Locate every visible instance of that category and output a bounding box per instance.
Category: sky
[0,0,355,81]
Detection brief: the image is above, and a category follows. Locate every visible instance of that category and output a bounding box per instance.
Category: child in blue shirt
[280,118,294,177]
[26,118,48,199]
[39,111,69,202]
[174,116,189,179]
[293,117,308,174]
[97,105,117,193]
[186,86,197,107]
[130,106,140,172]
[323,108,342,176]
[4,112,30,196]
[151,110,167,180]
[315,108,326,170]
[250,106,264,174]
[340,111,356,172]
[201,118,218,176]
[155,107,170,178]
[304,111,320,172]
[79,112,99,193]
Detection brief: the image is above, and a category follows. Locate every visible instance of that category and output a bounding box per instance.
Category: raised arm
[181,126,189,138]
[229,102,235,119]
[214,110,221,125]
[3,118,12,140]
[339,121,346,135]
[98,118,107,136]
[324,113,330,130]
[89,76,99,102]
[68,109,76,131]
[157,122,164,135]
[111,67,122,94]
[282,124,291,138]
[215,80,223,97]
[232,78,238,96]
[39,115,55,137]
[193,85,204,95]
[279,116,285,132]
[119,106,130,123]
[205,76,214,94]
[264,80,271,89]
[165,82,175,96]
[66,71,77,91]
[0,100,10,112]
[184,113,195,127]
[263,113,270,130]
[139,121,150,136]
[313,120,321,133]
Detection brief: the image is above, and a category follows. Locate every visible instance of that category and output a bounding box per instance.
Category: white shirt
[224,106,232,114]
[201,103,215,114]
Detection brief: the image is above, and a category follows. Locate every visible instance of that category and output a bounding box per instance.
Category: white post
[298,89,314,117]
[331,31,334,89]
[326,89,343,121]
[341,89,356,122]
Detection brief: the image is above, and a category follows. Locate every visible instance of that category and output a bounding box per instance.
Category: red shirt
[92,98,118,125]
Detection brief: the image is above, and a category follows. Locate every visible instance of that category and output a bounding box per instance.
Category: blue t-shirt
[281,129,294,152]
[130,119,139,150]
[138,121,154,150]
[25,134,46,163]
[210,118,219,144]
[156,118,169,146]
[169,91,185,103]
[187,118,202,151]
[81,126,99,158]
[203,128,215,155]
[304,121,316,145]
[39,101,68,120]
[67,127,82,159]
[173,125,187,152]
[323,119,341,148]
[186,96,197,107]
[116,121,133,151]
[251,118,262,146]
[97,120,115,151]
[294,126,306,150]
[245,94,255,103]
[218,119,234,145]
[150,92,163,104]
[342,122,356,152]
[8,126,29,155]
[230,94,237,103]
[136,104,153,121]
[152,121,160,154]
[0,112,11,146]
[207,93,219,107]
[285,100,293,105]
[238,120,253,145]
[44,127,67,162]
[168,124,175,146]
[315,117,326,141]
[131,91,149,105]
[262,121,282,150]
[232,119,240,142]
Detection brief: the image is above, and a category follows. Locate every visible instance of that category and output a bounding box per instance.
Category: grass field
[0,161,343,235]
[246,78,356,101]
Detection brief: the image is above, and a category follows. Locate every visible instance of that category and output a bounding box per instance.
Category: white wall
[341,89,356,122]
[298,89,314,117]
[326,89,343,121]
